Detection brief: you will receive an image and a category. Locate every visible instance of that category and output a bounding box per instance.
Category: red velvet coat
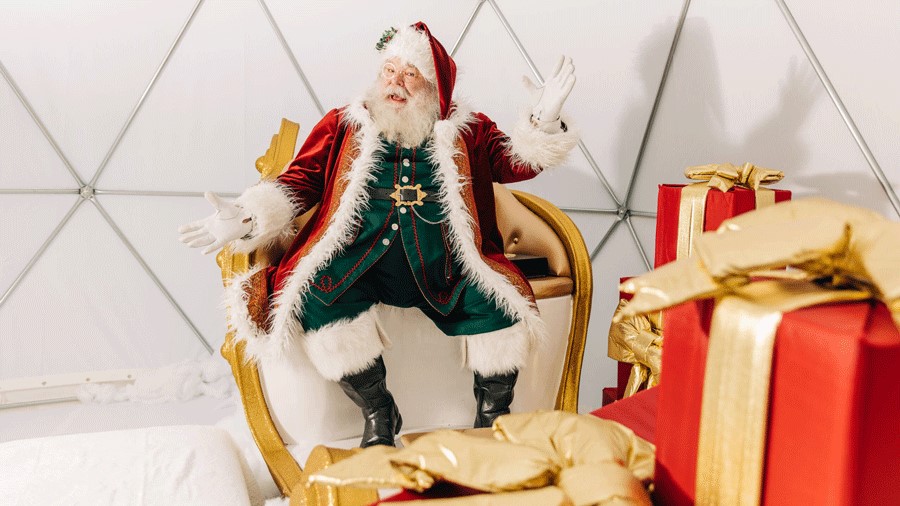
[275,106,538,305]
[226,99,578,369]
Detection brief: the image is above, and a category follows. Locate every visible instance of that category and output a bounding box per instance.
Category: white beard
[365,81,440,148]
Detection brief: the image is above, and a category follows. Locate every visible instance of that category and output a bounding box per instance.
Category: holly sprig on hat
[375,27,398,51]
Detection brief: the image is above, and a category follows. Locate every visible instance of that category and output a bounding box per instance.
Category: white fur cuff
[461,321,531,376]
[507,114,579,171]
[231,181,298,253]
[301,306,386,381]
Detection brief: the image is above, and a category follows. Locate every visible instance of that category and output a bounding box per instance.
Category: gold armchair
[219,119,592,498]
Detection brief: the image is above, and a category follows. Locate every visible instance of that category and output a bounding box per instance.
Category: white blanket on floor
[0,426,263,506]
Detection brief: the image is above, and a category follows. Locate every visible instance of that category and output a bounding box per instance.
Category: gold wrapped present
[607,300,662,398]
[307,411,654,505]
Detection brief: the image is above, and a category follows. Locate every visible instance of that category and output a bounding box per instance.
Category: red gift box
[592,386,658,444]
[655,298,900,505]
[654,185,791,268]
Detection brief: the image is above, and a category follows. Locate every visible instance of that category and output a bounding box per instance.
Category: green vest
[308,139,468,315]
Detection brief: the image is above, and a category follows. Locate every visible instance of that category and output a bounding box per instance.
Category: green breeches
[298,239,516,336]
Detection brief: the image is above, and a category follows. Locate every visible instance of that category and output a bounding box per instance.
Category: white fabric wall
[0,0,897,412]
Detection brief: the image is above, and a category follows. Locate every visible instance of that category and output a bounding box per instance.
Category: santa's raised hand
[178,192,252,255]
[523,55,576,133]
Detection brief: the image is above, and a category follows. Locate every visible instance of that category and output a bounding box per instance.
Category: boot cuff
[461,321,530,376]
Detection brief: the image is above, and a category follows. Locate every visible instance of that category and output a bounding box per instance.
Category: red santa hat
[377,22,457,119]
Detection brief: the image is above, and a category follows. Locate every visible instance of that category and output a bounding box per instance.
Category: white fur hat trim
[380,25,436,83]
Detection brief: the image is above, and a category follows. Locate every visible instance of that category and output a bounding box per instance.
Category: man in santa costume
[180,22,577,447]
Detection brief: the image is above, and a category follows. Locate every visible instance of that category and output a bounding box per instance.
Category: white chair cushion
[259,295,573,447]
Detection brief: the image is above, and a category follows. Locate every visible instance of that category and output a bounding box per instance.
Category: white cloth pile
[0,426,264,506]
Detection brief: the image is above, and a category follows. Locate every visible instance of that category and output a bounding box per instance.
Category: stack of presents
[297,164,900,505]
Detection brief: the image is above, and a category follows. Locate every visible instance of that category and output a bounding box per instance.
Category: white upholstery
[259,295,572,447]
[0,426,263,506]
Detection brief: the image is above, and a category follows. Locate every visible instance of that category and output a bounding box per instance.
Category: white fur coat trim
[224,100,386,363]
[232,181,298,254]
[222,265,299,361]
[428,111,547,346]
[461,321,531,375]
[262,101,385,361]
[506,113,579,172]
[301,305,387,381]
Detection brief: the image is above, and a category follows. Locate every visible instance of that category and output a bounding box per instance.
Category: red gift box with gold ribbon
[608,163,789,403]
[654,163,791,268]
[655,297,900,505]
[618,198,900,505]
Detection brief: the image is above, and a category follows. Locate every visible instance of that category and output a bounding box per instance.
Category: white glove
[523,55,576,131]
[178,192,252,255]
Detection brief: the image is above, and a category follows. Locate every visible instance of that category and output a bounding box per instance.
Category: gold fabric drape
[607,300,662,397]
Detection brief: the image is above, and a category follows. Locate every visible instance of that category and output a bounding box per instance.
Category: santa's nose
[389,73,405,88]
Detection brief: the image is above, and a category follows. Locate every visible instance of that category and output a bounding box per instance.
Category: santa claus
[180,22,577,447]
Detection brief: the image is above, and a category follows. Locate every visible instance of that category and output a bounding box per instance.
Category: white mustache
[384,86,409,99]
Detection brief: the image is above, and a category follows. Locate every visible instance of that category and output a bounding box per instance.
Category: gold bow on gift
[607,300,662,398]
[618,198,900,506]
[677,163,784,260]
[685,162,784,192]
[306,411,655,506]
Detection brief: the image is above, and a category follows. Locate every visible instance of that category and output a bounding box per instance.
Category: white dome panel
[569,214,650,412]
[508,146,618,210]
[0,195,79,295]
[631,2,888,218]
[0,0,199,182]
[783,1,900,218]
[99,0,322,192]
[98,195,228,353]
[453,4,615,209]
[265,0,476,110]
[0,79,74,189]
[0,201,209,380]
[495,0,687,204]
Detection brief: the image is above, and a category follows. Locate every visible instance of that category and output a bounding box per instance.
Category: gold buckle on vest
[389,184,427,206]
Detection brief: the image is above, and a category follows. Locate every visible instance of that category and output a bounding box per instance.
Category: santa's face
[366,56,439,147]
[379,57,430,110]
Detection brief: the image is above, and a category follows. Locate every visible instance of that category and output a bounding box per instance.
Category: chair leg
[473,370,518,428]
[338,356,403,447]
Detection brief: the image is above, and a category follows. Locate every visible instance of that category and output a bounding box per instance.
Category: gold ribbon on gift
[306,411,655,506]
[608,299,662,398]
[697,280,868,505]
[677,163,783,260]
[618,198,900,506]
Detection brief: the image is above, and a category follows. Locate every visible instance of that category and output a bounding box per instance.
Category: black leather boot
[338,356,402,447]
[473,370,518,428]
